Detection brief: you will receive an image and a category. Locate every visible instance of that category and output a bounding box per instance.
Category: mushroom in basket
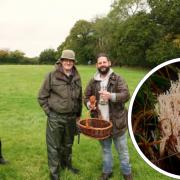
[77,95,112,140]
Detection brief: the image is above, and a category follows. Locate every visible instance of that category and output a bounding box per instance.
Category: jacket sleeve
[77,79,82,118]
[84,79,94,109]
[115,76,130,103]
[37,72,51,115]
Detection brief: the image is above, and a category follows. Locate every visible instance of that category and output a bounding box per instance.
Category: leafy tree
[0,49,37,64]
[148,0,180,34]
[39,48,57,64]
[111,12,163,66]
[108,0,149,21]
[0,49,9,64]
[146,0,180,66]
[90,17,112,58]
[9,50,25,64]
[146,39,180,67]
[57,20,95,64]
[55,0,179,67]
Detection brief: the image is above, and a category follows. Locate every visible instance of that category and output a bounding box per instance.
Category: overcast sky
[0,0,112,57]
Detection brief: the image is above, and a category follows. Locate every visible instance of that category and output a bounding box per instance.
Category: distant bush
[0,49,39,65]
[38,49,57,64]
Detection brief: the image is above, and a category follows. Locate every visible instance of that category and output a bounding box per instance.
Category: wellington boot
[0,157,8,165]
[99,172,113,180]
[123,173,133,180]
[67,166,80,174]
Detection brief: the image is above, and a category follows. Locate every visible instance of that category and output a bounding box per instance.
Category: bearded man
[84,53,133,180]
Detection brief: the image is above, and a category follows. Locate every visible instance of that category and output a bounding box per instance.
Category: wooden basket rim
[77,118,112,130]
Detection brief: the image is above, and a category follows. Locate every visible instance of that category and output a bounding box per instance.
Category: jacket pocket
[49,97,69,113]
[113,109,127,129]
[51,81,68,99]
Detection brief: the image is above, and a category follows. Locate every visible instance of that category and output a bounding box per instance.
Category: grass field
[0,65,173,180]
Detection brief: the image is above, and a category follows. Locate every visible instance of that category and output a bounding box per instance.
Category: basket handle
[85,111,90,127]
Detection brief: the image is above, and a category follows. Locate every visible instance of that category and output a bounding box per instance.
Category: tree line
[0,0,179,68]
[0,49,38,64]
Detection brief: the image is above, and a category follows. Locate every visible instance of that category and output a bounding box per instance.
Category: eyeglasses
[62,59,74,63]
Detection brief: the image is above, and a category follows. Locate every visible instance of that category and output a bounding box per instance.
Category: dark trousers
[46,112,77,180]
[0,140,2,158]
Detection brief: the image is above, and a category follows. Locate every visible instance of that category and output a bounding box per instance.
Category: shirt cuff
[110,93,116,102]
[87,101,91,109]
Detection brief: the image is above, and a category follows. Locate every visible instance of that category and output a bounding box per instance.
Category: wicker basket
[77,118,112,140]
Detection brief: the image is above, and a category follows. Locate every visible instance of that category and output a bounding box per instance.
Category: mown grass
[0,65,173,180]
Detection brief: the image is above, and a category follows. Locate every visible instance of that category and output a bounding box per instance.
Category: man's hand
[99,90,111,102]
[76,117,80,122]
[89,103,96,110]
[89,95,97,110]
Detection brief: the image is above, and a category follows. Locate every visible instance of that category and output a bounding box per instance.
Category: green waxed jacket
[38,63,82,117]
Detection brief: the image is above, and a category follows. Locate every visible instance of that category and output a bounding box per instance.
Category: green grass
[0,65,173,180]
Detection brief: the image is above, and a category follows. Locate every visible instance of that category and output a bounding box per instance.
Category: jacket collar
[54,63,80,82]
[94,68,114,81]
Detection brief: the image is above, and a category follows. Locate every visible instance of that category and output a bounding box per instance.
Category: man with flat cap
[38,49,82,180]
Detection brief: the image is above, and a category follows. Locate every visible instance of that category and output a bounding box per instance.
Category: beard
[98,66,110,75]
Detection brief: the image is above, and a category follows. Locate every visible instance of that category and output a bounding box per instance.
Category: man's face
[96,56,111,75]
[62,59,74,71]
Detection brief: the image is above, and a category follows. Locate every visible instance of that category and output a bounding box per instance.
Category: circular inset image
[128,58,180,179]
